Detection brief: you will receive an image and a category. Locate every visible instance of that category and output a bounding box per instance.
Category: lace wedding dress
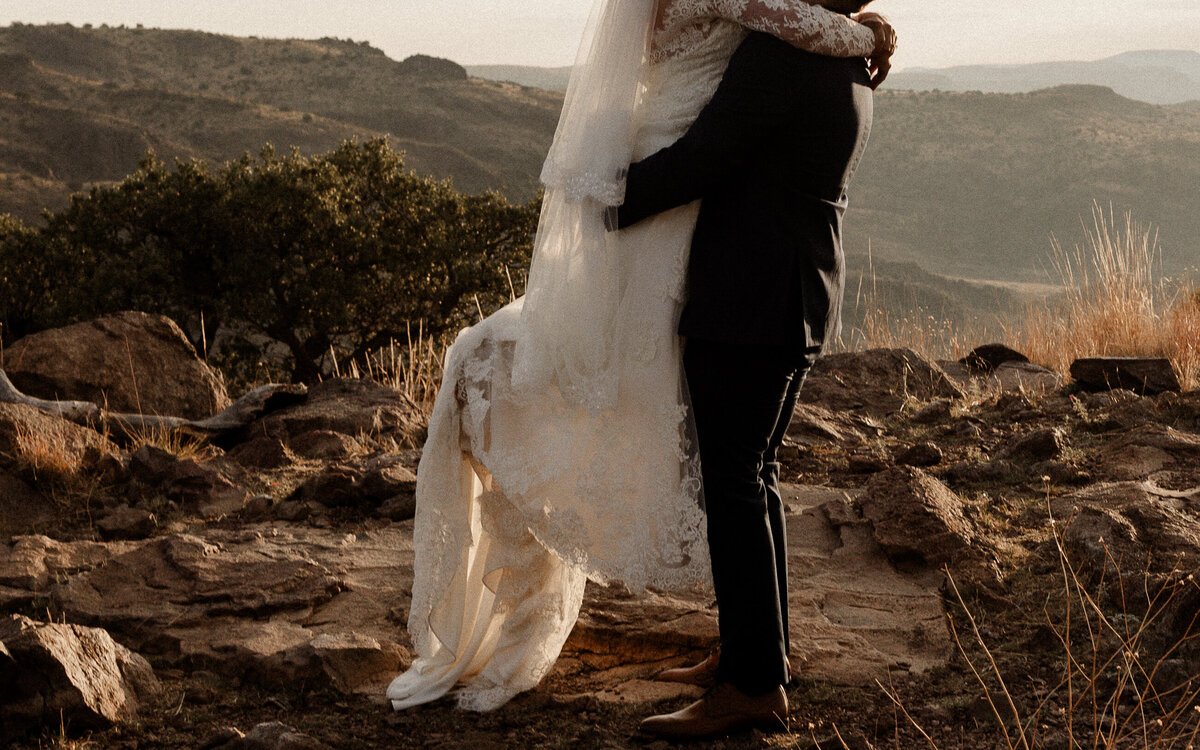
[387,0,874,712]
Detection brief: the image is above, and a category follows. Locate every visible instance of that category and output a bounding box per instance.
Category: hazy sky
[2,1,1199,70]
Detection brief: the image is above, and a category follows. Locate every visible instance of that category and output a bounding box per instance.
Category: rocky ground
[1,315,1198,749]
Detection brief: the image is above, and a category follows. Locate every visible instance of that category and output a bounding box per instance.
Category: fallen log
[0,368,306,442]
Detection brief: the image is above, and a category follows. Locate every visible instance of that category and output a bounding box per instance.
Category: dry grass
[842,251,996,361]
[845,205,1199,390]
[8,417,86,483]
[1012,203,1200,391]
[338,322,447,418]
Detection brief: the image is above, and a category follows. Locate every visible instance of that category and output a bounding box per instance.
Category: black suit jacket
[617,32,873,356]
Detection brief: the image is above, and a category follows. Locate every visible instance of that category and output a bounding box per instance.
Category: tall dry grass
[846,205,1199,390]
[1012,203,1199,390]
[842,250,1000,361]
[875,501,1200,750]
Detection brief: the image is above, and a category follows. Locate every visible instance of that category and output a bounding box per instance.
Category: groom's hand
[855,12,896,90]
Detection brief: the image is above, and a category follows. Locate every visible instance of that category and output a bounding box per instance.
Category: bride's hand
[854,11,896,90]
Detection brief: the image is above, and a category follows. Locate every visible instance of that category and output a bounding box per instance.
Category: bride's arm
[667,0,877,58]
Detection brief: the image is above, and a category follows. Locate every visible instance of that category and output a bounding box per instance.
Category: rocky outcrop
[856,467,1003,589]
[0,614,159,742]
[1,311,230,419]
[801,348,965,417]
[251,378,423,447]
[1,527,414,695]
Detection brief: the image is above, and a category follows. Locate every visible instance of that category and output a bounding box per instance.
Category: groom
[609,2,892,740]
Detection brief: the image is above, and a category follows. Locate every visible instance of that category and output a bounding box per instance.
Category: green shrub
[2,139,539,384]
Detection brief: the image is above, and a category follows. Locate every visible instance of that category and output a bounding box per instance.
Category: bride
[388,0,890,712]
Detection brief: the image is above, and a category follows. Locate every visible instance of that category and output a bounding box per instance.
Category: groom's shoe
[656,650,800,687]
[638,682,788,740]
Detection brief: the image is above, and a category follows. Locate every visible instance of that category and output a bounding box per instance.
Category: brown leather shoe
[656,650,800,687]
[656,650,720,685]
[638,683,789,740]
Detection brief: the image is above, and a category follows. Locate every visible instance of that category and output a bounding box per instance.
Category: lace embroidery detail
[652,0,875,64]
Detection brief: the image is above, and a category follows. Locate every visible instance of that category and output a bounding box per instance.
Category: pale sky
[2,1,1198,70]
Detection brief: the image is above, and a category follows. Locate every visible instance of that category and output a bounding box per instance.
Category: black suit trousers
[684,338,816,695]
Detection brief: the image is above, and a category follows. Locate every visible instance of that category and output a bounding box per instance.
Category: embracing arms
[655,0,895,86]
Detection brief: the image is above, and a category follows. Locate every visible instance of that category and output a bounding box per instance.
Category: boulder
[1002,427,1066,462]
[896,442,943,468]
[800,349,965,417]
[911,399,954,424]
[288,455,417,510]
[130,445,248,518]
[96,505,157,540]
[960,343,1030,373]
[1070,357,1182,395]
[251,378,422,445]
[1,311,230,419]
[289,429,359,459]
[0,614,159,741]
[858,467,1003,588]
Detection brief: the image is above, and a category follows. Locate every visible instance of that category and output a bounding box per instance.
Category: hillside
[0,23,562,218]
[852,85,1200,280]
[889,49,1200,105]
[2,24,1199,284]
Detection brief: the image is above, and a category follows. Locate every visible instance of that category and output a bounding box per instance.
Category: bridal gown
[388,3,874,712]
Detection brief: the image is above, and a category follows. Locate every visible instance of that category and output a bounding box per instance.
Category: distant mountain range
[469,50,1200,105]
[889,50,1200,105]
[1,24,1198,287]
[466,65,572,92]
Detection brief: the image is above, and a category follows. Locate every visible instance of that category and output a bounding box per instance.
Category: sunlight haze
[1,0,1198,69]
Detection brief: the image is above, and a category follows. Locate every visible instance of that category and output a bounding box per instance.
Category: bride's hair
[822,0,875,12]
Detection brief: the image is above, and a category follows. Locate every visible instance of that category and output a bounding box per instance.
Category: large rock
[1,311,230,419]
[857,467,1003,589]
[960,343,1030,373]
[0,615,159,741]
[251,378,423,446]
[800,348,965,417]
[1070,357,1182,395]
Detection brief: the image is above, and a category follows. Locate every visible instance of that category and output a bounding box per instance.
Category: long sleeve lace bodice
[653,0,875,63]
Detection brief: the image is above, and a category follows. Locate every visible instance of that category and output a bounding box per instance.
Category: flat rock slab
[2,525,414,695]
[1071,357,1182,395]
[2,500,951,703]
[565,483,951,688]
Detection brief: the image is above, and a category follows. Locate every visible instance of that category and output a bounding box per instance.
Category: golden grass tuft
[8,416,85,483]
[845,204,1199,391]
[1012,203,1199,390]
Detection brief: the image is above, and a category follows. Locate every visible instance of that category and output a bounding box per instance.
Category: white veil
[512,0,657,410]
